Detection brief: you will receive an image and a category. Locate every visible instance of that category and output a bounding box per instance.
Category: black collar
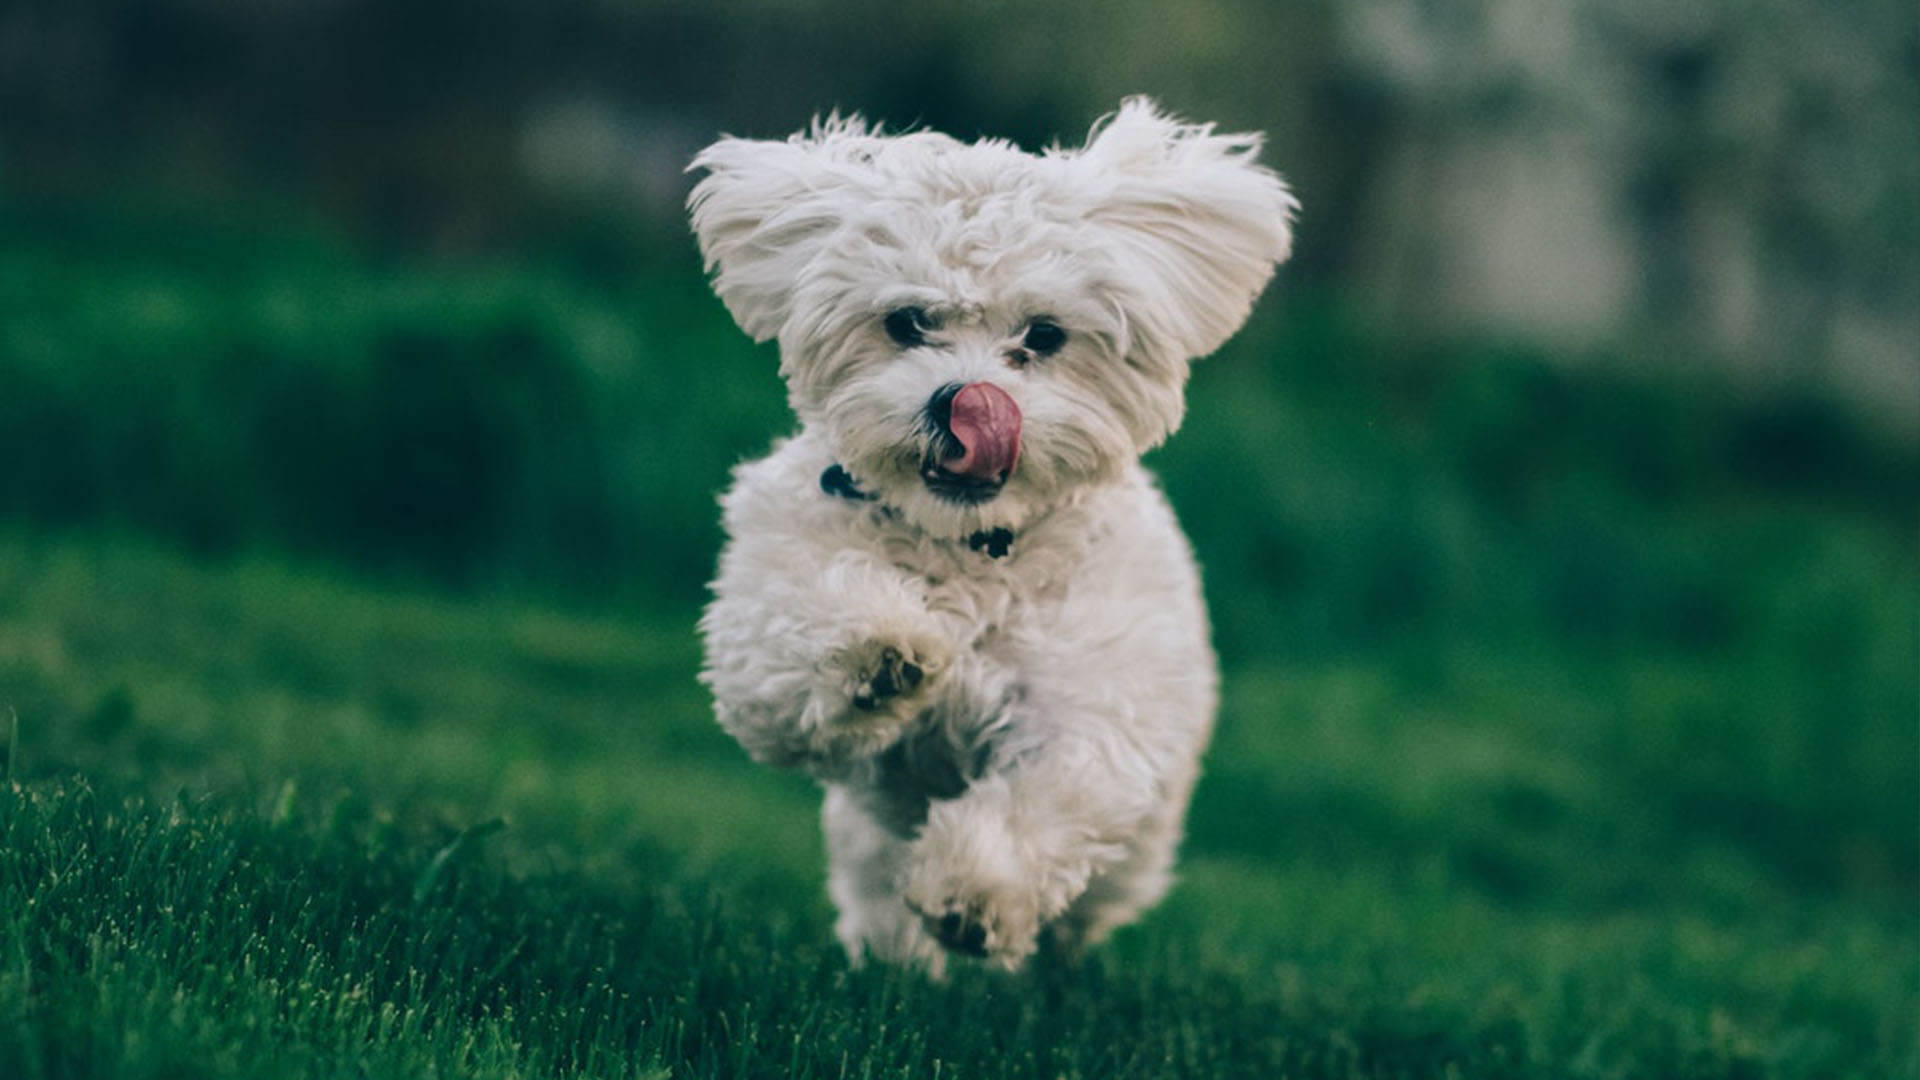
[820,464,1014,560]
[818,463,875,502]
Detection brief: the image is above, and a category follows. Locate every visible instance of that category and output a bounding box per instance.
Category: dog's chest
[866,513,1075,631]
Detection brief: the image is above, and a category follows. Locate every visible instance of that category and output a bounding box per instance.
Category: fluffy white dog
[691,98,1296,973]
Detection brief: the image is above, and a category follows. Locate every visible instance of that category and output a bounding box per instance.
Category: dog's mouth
[920,452,1007,504]
[921,382,1021,504]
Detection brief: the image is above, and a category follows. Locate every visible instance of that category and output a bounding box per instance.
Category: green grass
[2,532,1913,1078]
[1,208,1916,1076]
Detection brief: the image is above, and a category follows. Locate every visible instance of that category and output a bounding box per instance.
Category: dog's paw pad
[850,646,925,713]
[933,911,989,957]
[911,893,1029,964]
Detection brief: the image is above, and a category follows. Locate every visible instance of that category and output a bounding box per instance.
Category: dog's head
[689,97,1297,537]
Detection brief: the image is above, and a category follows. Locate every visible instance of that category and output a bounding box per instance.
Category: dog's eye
[1022,319,1066,355]
[884,307,937,347]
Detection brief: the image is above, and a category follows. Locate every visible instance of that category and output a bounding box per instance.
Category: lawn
[0,214,1915,1077]
[3,524,1912,1078]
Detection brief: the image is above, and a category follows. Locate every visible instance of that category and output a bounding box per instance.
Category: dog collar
[819,463,876,502]
[820,464,1014,560]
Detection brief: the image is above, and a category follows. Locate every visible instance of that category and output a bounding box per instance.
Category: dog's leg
[821,786,947,975]
[1043,784,1193,957]
[702,531,954,777]
[900,734,1176,970]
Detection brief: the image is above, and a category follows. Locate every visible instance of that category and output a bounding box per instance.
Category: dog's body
[692,99,1295,972]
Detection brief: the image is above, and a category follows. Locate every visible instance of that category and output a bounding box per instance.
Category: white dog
[691,98,1296,973]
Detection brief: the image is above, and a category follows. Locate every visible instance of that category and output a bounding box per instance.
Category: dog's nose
[928,381,1021,482]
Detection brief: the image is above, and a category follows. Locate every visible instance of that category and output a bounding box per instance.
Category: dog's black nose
[925,382,965,437]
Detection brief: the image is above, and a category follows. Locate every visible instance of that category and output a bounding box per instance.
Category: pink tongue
[942,382,1022,481]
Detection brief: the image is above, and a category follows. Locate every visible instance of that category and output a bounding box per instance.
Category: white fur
[691,98,1296,972]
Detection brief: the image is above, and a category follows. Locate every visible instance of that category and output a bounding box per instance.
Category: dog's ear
[1076,98,1299,362]
[688,116,876,343]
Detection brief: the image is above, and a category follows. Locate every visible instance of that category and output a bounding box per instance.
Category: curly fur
[691,98,1296,972]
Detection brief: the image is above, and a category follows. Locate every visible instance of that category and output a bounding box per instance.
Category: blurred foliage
[2,0,1914,414]
[0,206,782,603]
[1,3,1912,600]
[2,207,1911,654]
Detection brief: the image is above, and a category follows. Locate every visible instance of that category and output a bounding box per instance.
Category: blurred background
[1,0,1916,918]
[0,0,1913,606]
[1,0,1914,614]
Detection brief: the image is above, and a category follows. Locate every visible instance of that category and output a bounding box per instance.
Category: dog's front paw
[904,850,1044,971]
[828,634,946,726]
[850,644,925,713]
